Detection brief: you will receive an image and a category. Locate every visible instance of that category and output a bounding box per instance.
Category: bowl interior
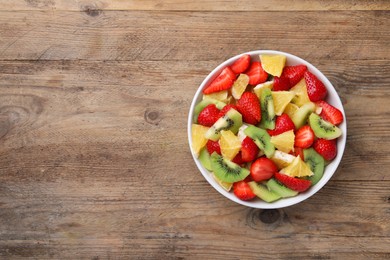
[188,50,347,209]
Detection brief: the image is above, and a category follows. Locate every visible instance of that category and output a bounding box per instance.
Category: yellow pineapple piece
[203,90,229,103]
[280,156,313,177]
[219,130,241,161]
[290,79,311,107]
[270,150,296,169]
[283,103,299,119]
[260,54,287,77]
[272,91,295,116]
[232,74,250,99]
[270,130,295,154]
[191,124,209,157]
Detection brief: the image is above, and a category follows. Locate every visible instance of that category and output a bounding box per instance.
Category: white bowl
[188,50,347,209]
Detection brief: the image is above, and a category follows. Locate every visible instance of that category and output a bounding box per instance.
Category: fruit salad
[191,53,344,203]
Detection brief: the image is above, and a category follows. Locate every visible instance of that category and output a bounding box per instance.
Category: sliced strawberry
[250,157,277,182]
[219,104,238,118]
[241,136,259,162]
[273,75,291,91]
[316,100,343,125]
[292,147,304,160]
[233,181,256,201]
[304,70,328,101]
[232,152,245,165]
[206,139,221,155]
[197,104,220,127]
[203,67,236,94]
[267,114,295,136]
[295,125,315,148]
[313,138,337,161]
[274,172,311,192]
[282,65,307,87]
[246,61,268,85]
[237,92,262,125]
[231,54,251,74]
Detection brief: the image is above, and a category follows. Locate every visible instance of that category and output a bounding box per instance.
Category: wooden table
[0,1,389,259]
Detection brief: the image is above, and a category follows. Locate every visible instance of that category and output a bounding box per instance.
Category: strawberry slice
[282,65,307,87]
[232,152,245,165]
[246,61,268,85]
[291,147,304,160]
[241,136,259,162]
[233,181,256,201]
[250,157,278,182]
[295,125,315,148]
[197,104,220,127]
[267,114,295,136]
[273,75,291,91]
[313,138,337,161]
[237,92,262,125]
[203,67,236,94]
[218,104,238,118]
[274,172,311,192]
[304,70,328,101]
[206,139,221,155]
[231,54,251,74]
[316,100,343,125]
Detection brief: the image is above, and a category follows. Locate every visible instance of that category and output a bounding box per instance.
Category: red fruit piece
[197,104,220,127]
[219,104,238,118]
[313,138,337,161]
[274,172,311,192]
[206,140,221,155]
[282,65,307,87]
[316,100,344,125]
[246,61,268,85]
[233,181,256,201]
[241,137,259,162]
[231,54,251,74]
[304,70,328,101]
[292,147,305,160]
[295,125,315,148]
[250,157,278,182]
[237,92,262,125]
[232,152,245,165]
[267,114,295,136]
[203,67,236,94]
[273,75,291,91]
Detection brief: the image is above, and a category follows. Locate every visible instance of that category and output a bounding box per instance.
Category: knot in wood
[82,5,102,17]
[259,209,280,224]
[144,109,161,125]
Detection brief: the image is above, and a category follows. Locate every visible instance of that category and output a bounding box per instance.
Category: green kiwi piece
[205,108,243,141]
[244,125,275,158]
[309,113,342,140]
[193,99,226,123]
[248,181,282,202]
[291,102,316,129]
[259,88,276,130]
[199,148,212,171]
[303,148,325,185]
[210,152,250,183]
[266,178,298,198]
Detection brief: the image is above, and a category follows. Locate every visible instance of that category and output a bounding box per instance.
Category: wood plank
[0,10,389,61]
[0,180,389,258]
[0,0,389,11]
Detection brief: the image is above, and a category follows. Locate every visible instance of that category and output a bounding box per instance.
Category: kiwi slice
[303,148,325,185]
[205,108,243,141]
[266,178,298,198]
[244,125,275,158]
[194,99,226,123]
[259,88,276,130]
[309,113,342,140]
[291,102,316,129]
[248,181,281,202]
[210,152,250,183]
[199,148,212,171]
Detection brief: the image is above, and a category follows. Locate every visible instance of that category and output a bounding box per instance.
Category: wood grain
[0,1,389,259]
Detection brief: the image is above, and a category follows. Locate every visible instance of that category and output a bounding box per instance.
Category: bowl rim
[188,50,347,209]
